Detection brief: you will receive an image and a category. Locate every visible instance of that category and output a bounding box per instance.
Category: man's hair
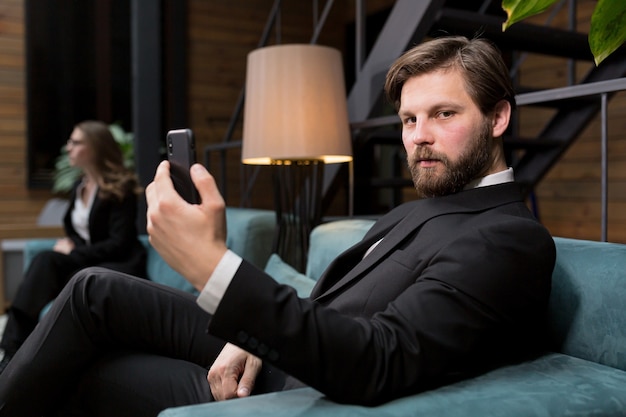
[384,36,516,115]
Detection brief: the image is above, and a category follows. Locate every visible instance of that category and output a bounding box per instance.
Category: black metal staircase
[205,0,626,226]
[340,0,626,216]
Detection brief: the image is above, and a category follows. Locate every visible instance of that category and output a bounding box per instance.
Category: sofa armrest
[158,388,324,417]
[158,353,626,417]
[23,238,58,271]
[0,226,61,309]
[0,224,63,274]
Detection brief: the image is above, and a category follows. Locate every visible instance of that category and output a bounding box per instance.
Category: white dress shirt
[71,182,98,244]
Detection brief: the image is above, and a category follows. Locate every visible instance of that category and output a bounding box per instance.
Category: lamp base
[272,160,324,272]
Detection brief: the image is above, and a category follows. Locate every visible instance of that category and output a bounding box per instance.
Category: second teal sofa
[23,207,276,319]
[22,207,277,296]
[159,221,626,417]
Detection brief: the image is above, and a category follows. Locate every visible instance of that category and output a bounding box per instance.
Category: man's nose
[410,118,433,145]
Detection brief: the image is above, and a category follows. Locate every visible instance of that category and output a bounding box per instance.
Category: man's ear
[491,100,511,138]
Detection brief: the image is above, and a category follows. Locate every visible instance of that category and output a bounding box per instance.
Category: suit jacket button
[247,337,259,350]
[237,331,249,343]
[257,343,269,356]
[267,350,279,362]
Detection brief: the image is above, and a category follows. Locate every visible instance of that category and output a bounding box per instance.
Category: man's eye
[404,116,416,124]
[438,111,453,118]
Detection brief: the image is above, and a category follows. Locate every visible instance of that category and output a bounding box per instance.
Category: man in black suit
[0,36,555,416]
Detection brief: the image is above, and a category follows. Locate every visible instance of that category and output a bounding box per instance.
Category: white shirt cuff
[196,250,243,314]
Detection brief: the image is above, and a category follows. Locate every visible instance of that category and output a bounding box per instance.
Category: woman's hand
[208,343,262,401]
[53,238,75,255]
[145,161,228,291]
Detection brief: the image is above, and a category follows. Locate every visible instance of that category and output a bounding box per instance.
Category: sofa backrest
[141,234,197,293]
[224,207,276,269]
[143,207,275,293]
[306,219,375,281]
[261,219,376,297]
[549,237,626,371]
[306,224,626,373]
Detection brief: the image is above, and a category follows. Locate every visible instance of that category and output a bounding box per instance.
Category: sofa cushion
[139,235,197,294]
[306,219,375,281]
[159,353,626,417]
[138,207,276,294]
[264,254,316,297]
[224,207,276,269]
[549,237,626,372]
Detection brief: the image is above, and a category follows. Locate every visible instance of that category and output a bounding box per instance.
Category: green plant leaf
[501,0,560,30]
[109,122,135,169]
[51,146,79,194]
[52,165,81,194]
[589,0,626,65]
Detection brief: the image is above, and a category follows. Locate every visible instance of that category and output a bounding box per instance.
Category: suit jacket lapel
[312,182,523,301]
[312,201,431,300]
[87,193,104,239]
[308,226,391,298]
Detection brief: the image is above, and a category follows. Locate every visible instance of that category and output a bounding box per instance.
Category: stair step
[431,8,593,61]
[503,137,563,150]
[359,130,401,146]
[515,87,598,108]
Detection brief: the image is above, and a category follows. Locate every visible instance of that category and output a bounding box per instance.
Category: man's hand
[145,161,228,291]
[208,343,262,401]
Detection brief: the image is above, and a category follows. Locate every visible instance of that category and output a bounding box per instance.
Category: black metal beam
[163,0,188,129]
[430,8,594,61]
[326,0,445,211]
[347,0,446,122]
[514,51,626,193]
[132,0,163,232]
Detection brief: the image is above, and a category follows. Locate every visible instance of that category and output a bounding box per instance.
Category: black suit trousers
[1,245,146,357]
[1,251,85,356]
[0,267,283,417]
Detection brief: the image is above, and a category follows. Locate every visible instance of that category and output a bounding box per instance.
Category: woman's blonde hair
[75,120,142,201]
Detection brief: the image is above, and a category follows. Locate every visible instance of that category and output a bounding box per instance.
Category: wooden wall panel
[0,0,51,229]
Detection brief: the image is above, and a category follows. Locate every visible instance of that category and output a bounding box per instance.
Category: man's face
[398,68,497,198]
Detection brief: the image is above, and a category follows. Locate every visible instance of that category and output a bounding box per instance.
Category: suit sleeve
[208,217,555,405]
[68,192,139,264]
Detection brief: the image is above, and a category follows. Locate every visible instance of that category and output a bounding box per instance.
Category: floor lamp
[242,44,352,272]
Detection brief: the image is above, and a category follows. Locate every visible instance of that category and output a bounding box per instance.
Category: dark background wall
[1,0,625,242]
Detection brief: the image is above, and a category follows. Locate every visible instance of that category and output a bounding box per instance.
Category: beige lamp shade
[242,44,353,165]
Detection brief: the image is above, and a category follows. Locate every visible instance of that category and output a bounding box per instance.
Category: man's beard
[407,119,492,199]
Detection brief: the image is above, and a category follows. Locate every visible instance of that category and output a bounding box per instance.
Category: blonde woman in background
[0,120,146,371]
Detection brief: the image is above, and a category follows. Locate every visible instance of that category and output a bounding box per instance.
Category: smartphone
[167,128,200,204]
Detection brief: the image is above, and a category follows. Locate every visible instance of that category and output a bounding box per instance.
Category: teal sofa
[158,220,626,417]
[21,213,626,416]
[22,207,276,296]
